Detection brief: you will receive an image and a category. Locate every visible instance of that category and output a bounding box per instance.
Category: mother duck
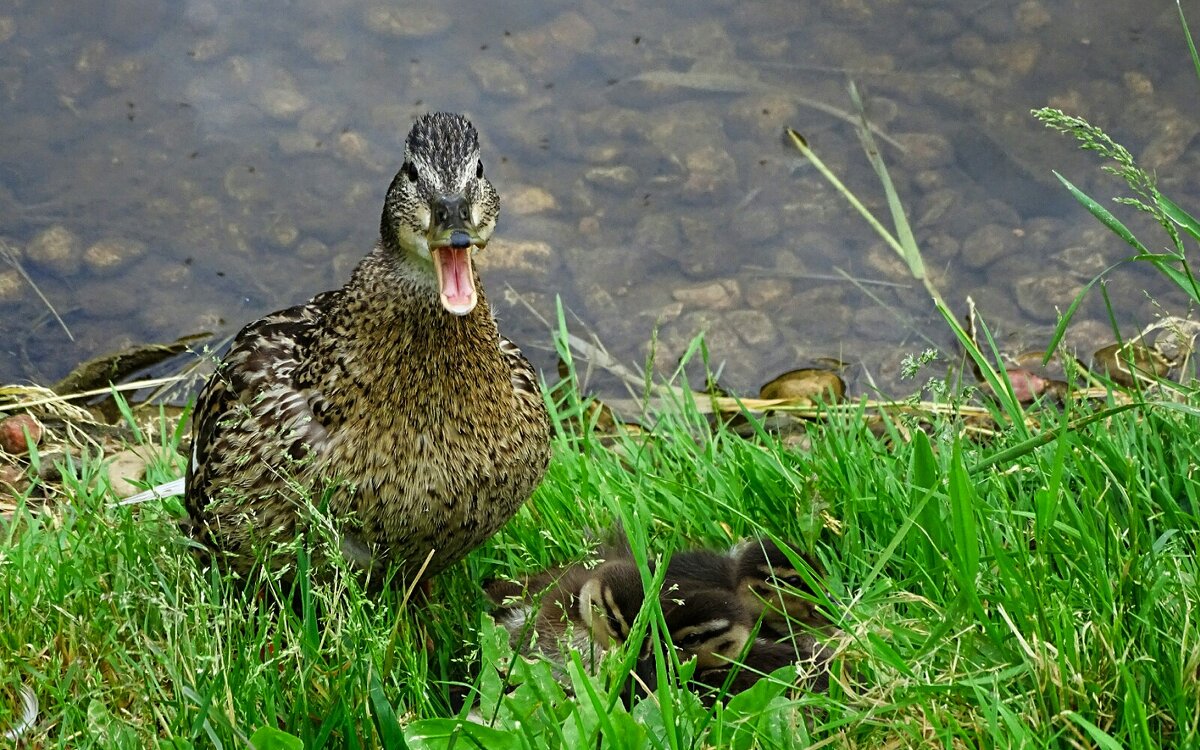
[185,112,551,586]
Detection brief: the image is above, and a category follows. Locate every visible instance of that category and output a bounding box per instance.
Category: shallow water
[0,0,1196,400]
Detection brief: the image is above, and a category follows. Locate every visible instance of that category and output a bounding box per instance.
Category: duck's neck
[302,245,510,410]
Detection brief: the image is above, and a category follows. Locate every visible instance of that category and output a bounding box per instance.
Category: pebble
[504,12,596,76]
[104,448,158,498]
[950,33,989,67]
[921,233,960,263]
[277,131,323,155]
[997,40,1040,78]
[103,56,146,89]
[507,185,557,216]
[1012,275,1081,323]
[863,241,911,281]
[852,306,903,341]
[1140,108,1200,172]
[0,463,26,495]
[743,277,791,310]
[298,106,344,136]
[26,226,82,277]
[726,94,801,142]
[262,86,309,121]
[672,279,741,311]
[961,224,1019,270]
[224,164,269,203]
[265,218,299,249]
[1021,217,1065,254]
[75,40,109,75]
[1122,72,1153,97]
[0,414,42,454]
[661,20,735,60]
[363,4,451,38]
[76,277,144,319]
[1014,1,1052,33]
[726,309,778,348]
[584,165,638,192]
[469,56,529,100]
[760,368,845,402]
[677,214,736,278]
[1052,244,1108,280]
[300,30,346,65]
[295,238,329,262]
[731,205,781,243]
[635,214,682,264]
[84,238,147,276]
[682,146,739,202]
[918,9,960,42]
[896,133,955,170]
[0,269,23,304]
[480,239,559,286]
[335,131,373,166]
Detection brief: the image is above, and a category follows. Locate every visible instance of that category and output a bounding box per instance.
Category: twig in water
[0,239,73,341]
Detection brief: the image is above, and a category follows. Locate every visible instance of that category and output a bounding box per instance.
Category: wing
[499,334,541,404]
[185,291,338,518]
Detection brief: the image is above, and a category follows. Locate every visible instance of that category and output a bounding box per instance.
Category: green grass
[5,8,1200,748]
[1,352,1199,748]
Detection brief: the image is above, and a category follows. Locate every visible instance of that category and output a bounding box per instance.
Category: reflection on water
[0,0,1196,397]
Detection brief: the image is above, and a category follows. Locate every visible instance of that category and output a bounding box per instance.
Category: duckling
[691,634,833,701]
[659,586,752,669]
[663,547,736,590]
[732,538,827,637]
[184,112,550,586]
[488,559,646,667]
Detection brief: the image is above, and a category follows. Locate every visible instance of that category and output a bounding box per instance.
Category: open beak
[429,194,484,316]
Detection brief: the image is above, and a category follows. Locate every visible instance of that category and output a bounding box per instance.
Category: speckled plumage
[486,559,646,671]
[185,112,550,584]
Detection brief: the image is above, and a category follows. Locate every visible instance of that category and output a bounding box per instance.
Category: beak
[428,194,483,316]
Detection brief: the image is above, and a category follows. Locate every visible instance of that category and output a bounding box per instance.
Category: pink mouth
[433,246,477,315]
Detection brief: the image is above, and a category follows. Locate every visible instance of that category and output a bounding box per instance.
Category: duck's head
[733,538,824,629]
[576,560,645,646]
[661,587,751,669]
[381,112,499,316]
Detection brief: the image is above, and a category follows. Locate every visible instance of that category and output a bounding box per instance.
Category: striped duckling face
[576,560,646,646]
[732,538,825,633]
[661,587,752,669]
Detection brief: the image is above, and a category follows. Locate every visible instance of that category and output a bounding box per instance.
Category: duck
[731,537,828,637]
[657,581,833,702]
[486,558,646,670]
[662,547,736,590]
[659,586,752,669]
[691,635,833,701]
[184,112,551,587]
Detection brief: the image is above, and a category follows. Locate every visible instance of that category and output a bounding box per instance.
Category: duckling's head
[576,560,645,645]
[733,538,824,630]
[661,587,752,669]
[381,112,500,316]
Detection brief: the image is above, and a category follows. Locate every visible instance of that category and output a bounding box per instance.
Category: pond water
[0,0,1196,401]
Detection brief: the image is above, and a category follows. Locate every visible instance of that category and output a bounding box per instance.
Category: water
[0,0,1196,399]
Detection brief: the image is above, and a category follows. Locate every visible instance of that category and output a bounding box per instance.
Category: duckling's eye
[402,161,419,183]
[475,160,484,178]
[677,632,708,648]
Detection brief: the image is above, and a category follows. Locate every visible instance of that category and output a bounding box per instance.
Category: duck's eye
[475,160,484,179]
[403,161,419,183]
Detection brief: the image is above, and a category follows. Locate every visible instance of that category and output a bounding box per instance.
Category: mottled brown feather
[184,113,550,585]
